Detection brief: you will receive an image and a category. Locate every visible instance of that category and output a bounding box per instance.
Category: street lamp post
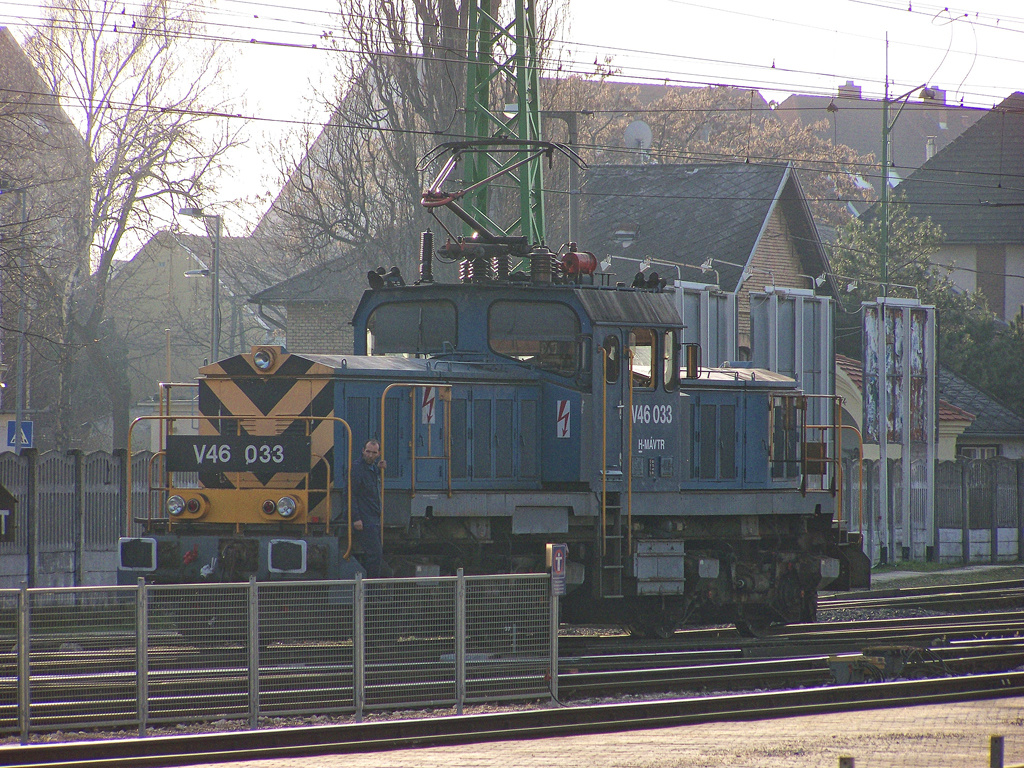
[179,207,222,363]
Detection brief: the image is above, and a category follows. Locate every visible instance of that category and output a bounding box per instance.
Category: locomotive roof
[574,286,681,326]
[299,353,534,380]
[203,349,540,382]
[695,365,798,388]
[354,281,683,328]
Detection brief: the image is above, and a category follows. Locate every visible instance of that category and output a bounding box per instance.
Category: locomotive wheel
[626,608,678,639]
[801,588,818,623]
[776,571,819,624]
[734,607,772,638]
[775,572,805,624]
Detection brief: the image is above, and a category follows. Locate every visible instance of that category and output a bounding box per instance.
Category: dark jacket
[351,458,382,526]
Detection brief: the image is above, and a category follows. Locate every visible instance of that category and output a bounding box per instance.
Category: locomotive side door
[595,330,627,482]
[593,328,628,598]
[627,327,681,496]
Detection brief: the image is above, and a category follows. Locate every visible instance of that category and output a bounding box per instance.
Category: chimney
[921,86,946,104]
[926,136,936,160]
[837,80,862,99]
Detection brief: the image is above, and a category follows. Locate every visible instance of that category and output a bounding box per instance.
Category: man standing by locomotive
[351,439,390,578]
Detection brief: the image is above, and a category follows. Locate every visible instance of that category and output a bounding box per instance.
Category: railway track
[4,575,1022,759]
[818,578,1024,614]
[560,608,1024,658]
[4,672,1024,768]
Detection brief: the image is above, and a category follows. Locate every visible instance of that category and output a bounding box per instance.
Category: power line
[3,0,1021,111]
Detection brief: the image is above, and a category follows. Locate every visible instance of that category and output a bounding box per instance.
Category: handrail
[800,393,840,491]
[626,347,634,555]
[794,397,868,536]
[126,414,352,554]
[158,381,199,470]
[379,382,454,544]
[600,346,608,557]
[800,393,864,534]
[839,423,866,535]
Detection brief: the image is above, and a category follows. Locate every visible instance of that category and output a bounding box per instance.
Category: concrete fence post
[69,450,83,587]
[113,448,128,538]
[961,461,971,564]
[25,449,37,587]
[991,463,999,564]
[1016,460,1024,563]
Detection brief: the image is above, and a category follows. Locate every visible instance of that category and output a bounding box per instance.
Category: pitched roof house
[885,91,1024,324]
[837,353,1024,461]
[0,26,90,451]
[936,367,1024,459]
[777,81,984,210]
[579,161,835,354]
[110,231,278,402]
[248,258,361,355]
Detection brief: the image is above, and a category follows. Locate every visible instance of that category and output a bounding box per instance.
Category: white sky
[1,0,1023,233]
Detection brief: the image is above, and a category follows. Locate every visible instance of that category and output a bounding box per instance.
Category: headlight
[276,496,297,518]
[253,348,275,371]
[167,495,185,516]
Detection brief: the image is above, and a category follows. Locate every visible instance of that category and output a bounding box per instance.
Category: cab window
[629,328,656,390]
[770,395,804,480]
[662,330,679,391]
[367,300,457,355]
[489,301,580,377]
[603,334,620,384]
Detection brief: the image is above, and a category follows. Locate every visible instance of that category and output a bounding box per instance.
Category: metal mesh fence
[465,575,551,703]
[363,577,457,710]
[146,583,251,725]
[255,580,354,718]
[4,448,1023,589]
[993,458,1019,527]
[25,587,138,732]
[935,460,963,528]
[0,590,18,731]
[0,573,553,739]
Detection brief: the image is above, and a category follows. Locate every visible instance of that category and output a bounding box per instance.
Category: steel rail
[4,672,1024,768]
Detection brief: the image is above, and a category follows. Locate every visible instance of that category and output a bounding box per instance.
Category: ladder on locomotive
[600,490,624,598]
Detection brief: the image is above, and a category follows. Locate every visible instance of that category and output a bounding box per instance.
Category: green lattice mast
[463,0,545,246]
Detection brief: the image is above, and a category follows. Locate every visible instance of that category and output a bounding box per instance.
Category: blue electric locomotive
[119,236,867,635]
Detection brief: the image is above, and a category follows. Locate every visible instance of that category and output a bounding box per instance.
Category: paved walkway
[200,696,1024,768]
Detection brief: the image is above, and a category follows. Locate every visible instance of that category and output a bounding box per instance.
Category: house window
[959,445,999,460]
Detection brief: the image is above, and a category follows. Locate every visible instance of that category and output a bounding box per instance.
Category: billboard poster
[862,301,931,445]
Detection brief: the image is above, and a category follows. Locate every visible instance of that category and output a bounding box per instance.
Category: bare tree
[258,0,568,289]
[21,0,245,449]
[545,83,873,233]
